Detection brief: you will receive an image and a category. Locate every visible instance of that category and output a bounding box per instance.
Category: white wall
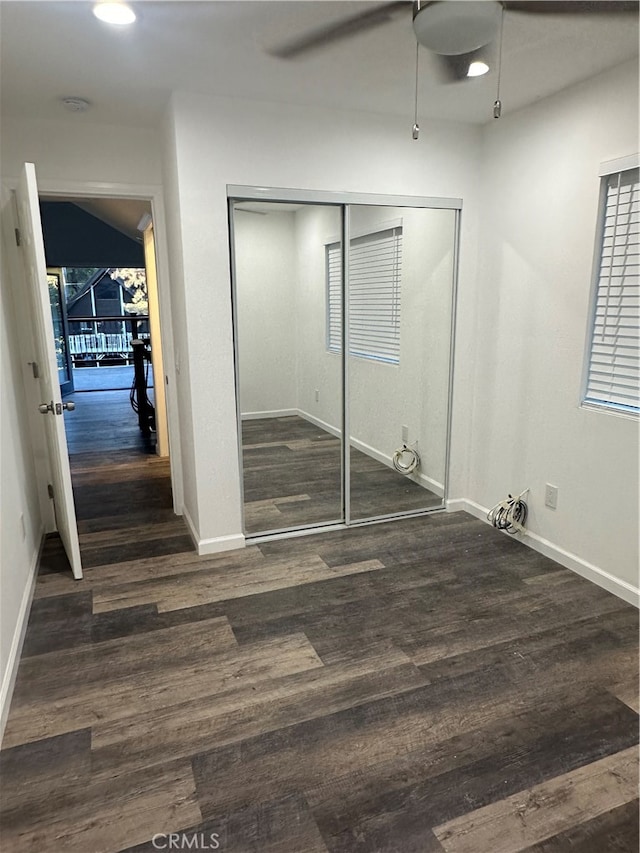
[293,204,343,431]
[167,91,481,550]
[161,108,199,533]
[0,115,161,185]
[469,59,639,598]
[234,210,299,416]
[0,205,45,738]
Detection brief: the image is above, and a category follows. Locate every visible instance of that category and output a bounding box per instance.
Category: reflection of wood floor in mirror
[242,416,441,535]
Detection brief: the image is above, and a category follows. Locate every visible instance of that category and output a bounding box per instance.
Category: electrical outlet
[545,484,558,509]
[314,389,319,403]
[402,425,409,443]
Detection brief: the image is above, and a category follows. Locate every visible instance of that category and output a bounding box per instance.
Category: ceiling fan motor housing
[413,0,502,55]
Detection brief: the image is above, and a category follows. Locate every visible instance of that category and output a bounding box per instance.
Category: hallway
[61,377,192,569]
[71,449,191,569]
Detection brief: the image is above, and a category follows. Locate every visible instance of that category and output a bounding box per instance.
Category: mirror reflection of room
[234,202,344,535]
[347,205,456,520]
[232,198,457,537]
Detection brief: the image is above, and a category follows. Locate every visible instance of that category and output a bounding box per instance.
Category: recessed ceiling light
[467,61,490,78]
[93,3,136,25]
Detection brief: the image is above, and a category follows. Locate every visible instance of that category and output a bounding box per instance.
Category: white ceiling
[1,1,638,128]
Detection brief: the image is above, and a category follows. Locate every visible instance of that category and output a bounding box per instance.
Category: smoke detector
[60,97,91,113]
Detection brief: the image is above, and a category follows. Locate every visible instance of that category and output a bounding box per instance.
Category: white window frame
[582,155,639,417]
[326,221,402,365]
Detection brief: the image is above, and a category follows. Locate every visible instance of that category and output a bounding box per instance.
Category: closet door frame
[227,185,462,542]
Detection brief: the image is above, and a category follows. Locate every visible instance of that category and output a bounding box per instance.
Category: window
[327,225,402,364]
[584,166,639,415]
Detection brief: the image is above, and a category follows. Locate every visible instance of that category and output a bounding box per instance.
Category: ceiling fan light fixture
[467,60,490,78]
[93,2,136,25]
[413,1,502,55]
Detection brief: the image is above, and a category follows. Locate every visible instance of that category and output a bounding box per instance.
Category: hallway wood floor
[64,389,156,456]
[71,365,155,393]
[1,463,638,851]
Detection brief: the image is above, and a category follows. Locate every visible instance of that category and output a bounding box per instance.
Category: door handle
[38,401,75,415]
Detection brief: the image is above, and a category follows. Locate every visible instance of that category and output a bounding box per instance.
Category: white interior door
[16,163,83,579]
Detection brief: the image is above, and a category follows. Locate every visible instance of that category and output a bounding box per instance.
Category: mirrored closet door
[229,191,459,538]
[230,200,344,535]
[347,205,456,521]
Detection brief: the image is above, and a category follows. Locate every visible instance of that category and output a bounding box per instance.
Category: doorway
[228,188,460,539]
[40,196,168,457]
[37,193,184,566]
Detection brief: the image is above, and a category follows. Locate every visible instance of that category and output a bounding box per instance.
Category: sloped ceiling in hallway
[40,201,146,267]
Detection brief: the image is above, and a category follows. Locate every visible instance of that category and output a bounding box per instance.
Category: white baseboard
[452,498,494,522]
[415,474,444,497]
[241,409,298,420]
[350,435,445,498]
[448,499,639,608]
[297,410,444,497]
[1,529,44,744]
[196,534,246,556]
[183,504,245,557]
[445,498,468,513]
[296,409,341,438]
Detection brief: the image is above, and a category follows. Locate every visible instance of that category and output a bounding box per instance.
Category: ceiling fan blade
[269,1,410,59]
[504,1,638,14]
[434,49,485,83]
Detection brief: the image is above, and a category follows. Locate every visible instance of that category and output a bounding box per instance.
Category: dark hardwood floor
[64,389,156,455]
[61,385,190,569]
[242,416,441,534]
[71,365,154,393]
[1,479,637,851]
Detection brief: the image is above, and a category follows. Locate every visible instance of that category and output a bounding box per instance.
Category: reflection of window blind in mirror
[327,242,342,356]
[327,226,402,364]
[585,167,639,414]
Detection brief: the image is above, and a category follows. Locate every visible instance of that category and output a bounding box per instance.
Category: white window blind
[584,167,639,414]
[327,226,402,364]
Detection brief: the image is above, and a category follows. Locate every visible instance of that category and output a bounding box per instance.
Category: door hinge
[14,228,21,247]
[47,484,54,499]
[28,361,39,379]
